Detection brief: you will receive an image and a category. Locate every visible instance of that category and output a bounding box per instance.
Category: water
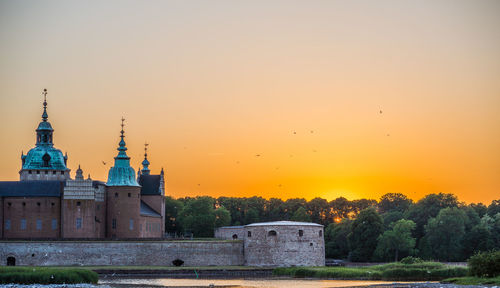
[99,278,404,288]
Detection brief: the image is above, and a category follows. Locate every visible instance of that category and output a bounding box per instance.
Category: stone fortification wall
[214,226,245,240]
[244,223,325,267]
[0,240,244,266]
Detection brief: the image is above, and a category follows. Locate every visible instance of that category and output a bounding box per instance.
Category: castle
[0,89,165,239]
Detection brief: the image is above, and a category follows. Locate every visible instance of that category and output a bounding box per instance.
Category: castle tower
[105,118,141,239]
[19,89,70,181]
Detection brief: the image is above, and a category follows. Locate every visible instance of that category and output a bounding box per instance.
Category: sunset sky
[1,1,499,204]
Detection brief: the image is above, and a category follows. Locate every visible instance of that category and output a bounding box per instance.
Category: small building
[215,221,325,267]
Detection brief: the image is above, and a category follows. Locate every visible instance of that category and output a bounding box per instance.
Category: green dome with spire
[106,118,139,186]
[21,89,68,171]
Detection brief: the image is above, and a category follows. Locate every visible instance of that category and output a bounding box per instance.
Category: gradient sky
[1,0,499,204]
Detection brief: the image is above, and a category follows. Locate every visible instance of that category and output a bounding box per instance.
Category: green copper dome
[21,90,68,171]
[106,119,139,186]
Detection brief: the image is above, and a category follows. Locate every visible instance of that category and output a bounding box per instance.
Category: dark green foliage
[374,219,416,262]
[468,250,500,277]
[425,207,467,261]
[406,193,459,240]
[164,196,184,233]
[488,200,500,217]
[325,220,352,259]
[329,197,351,219]
[348,207,384,261]
[378,193,412,214]
[400,256,423,264]
[462,224,494,258]
[0,267,98,284]
[214,206,231,228]
[178,196,216,237]
[272,262,466,280]
[291,206,311,222]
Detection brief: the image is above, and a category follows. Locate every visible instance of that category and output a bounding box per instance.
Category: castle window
[36,219,42,230]
[76,201,81,207]
[45,171,48,174]
[52,219,57,230]
[51,202,55,206]
[129,219,134,230]
[128,193,131,198]
[268,230,277,236]
[20,219,27,230]
[319,230,322,237]
[29,170,32,174]
[96,204,100,211]
[310,243,313,246]
[60,171,64,175]
[7,202,11,207]
[112,219,117,229]
[5,219,11,230]
[37,202,41,206]
[247,231,252,237]
[299,230,304,237]
[232,234,238,239]
[53,171,56,174]
[115,193,118,198]
[22,202,26,207]
[42,153,51,167]
[76,218,82,229]
[37,171,40,174]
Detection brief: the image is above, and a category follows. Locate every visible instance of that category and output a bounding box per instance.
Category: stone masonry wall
[0,241,244,266]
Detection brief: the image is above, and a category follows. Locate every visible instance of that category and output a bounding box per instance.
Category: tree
[350,199,378,217]
[244,207,260,224]
[283,198,307,220]
[214,206,231,228]
[329,197,351,219]
[325,220,352,259]
[374,219,416,262]
[307,197,331,225]
[382,211,405,228]
[425,207,467,261]
[178,196,216,237]
[266,198,285,221]
[406,193,459,240]
[291,207,312,222]
[462,223,493,258]
[378,193,412,214]
[348,207,384,261]
[487,200,500,217]
[164,196,184,234]
[469,203,488,218]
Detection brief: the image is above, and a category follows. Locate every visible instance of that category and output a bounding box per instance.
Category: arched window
[299,230,304,237]
[232,234,238,239]
[7,256,15,266]
[319,230,323,237]
[268,230,277,236]
[42,153,51,167]
[247,231,251,237]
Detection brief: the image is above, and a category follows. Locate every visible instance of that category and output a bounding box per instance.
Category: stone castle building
[0,90,165,239]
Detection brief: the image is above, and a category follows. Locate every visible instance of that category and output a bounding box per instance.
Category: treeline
[165,193,500,262]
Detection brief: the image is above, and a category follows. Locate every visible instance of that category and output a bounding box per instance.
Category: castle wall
[1,197,61,239]
[214,226,245,240]
[141,195,165,235]
[62,199,95,238]
[139,216,163,238]
[106,186,141,239]
[0,241,244,266]
[95,201,106,238]
[244,224,325,267]
[20,170,69,181]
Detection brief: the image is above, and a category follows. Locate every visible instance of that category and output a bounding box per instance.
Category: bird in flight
[102,161,107,165]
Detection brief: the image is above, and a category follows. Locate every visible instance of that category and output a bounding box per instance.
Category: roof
[140,201,161,218]
[217,226,245,229]
[22,146,67,170]
[138,175,161,195]
[244,221,323,227]
[0,181,64,197]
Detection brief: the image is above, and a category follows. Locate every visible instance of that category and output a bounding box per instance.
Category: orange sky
[0,1,499,204]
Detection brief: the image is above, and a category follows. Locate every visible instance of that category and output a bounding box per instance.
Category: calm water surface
[100,278,405,288]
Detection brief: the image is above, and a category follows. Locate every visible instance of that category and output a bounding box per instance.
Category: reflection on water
[100,278,403,288]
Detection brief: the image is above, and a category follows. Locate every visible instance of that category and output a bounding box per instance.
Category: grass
[0,267,98,285]
[273,262,468,281]
[442,276,500,285]
[50,265,262,270]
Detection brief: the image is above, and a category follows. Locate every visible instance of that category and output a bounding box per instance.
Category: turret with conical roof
[106,118,139,186]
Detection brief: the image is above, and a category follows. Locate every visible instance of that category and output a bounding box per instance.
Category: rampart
[0,240,244,266]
